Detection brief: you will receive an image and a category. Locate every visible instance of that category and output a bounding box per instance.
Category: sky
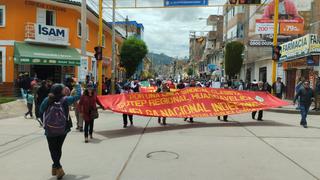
[118,7,222,58]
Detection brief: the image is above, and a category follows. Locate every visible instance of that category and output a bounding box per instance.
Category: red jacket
[78,94,98,122]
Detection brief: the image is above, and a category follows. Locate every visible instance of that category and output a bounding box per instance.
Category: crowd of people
[16,72,320,179]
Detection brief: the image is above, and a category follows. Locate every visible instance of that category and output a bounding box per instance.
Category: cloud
[118,7,220,58]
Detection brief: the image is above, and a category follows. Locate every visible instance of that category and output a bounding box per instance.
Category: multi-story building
[0,0,125,96]
[223,5,246,81]
[201,15,224,80]
[311,0,320,35]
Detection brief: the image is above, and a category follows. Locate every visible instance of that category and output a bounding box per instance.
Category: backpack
[43,98,68,137]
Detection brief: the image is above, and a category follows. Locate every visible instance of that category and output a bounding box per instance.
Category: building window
[0,48,5,83]
[0,5,6,27]
[77,20,89,41]
[46,10,55,26]
[37,8,56,25]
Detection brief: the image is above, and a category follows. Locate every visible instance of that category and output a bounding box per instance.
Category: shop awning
[14,42,81,66]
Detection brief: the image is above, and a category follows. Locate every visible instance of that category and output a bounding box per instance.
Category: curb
[266,108,320,115]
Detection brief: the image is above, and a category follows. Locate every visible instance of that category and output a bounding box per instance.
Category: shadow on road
[96,120,292,139]
[48,174,90,180]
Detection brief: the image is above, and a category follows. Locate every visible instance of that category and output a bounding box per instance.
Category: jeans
[300,104,311,126]
[123,114,133,126]
[46,135,66,168]
[75,106,83,128]
[275,93,282,99]
[25,103,33,117]
[84,120,94,138]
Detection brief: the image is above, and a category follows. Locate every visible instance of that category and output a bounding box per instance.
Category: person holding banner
[157,82,170,125]
[184,80,196,123]
[122,83,134,128]
[251,81,265,121]
[217,83,229,122]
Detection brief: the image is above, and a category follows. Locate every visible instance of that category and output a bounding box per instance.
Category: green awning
[14,42,81,66]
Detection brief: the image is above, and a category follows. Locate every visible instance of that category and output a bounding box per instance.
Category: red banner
[98,88,289,118]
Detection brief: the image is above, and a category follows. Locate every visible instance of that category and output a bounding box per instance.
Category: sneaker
[24,115,28,119]
[184,118,187,121]
[85,137,89,143]
[303,125,308,128]
[123,124,127,128]
[89,134,93,139]
[79,128,83,132]
[257,118,263,121]
[56,168,65,179]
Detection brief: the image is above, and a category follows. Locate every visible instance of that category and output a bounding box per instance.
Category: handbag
[90,108,99,119]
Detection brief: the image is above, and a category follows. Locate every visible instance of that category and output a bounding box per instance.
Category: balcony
[24,23,70,46]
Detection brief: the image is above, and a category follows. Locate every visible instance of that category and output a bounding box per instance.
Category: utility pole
[111,0,116,94]
[125,16,129,38]
[97,0,103,95]
[271,0,279,84]
[81,0,87,82]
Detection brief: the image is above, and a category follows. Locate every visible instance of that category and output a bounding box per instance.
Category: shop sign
[310,34,320,54]
[280,34,310,61]
[25,23,69,46]
[249,40,273,46]
[35,24,69,46]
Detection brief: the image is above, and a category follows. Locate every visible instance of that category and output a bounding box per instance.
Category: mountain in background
[147,52,174,65]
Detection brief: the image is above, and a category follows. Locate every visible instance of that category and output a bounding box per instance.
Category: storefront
[279,34,320,99]
[14,42,80,83]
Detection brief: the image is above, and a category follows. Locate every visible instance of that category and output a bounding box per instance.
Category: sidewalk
[0,110,320,180]
[266,100,320,115]
[0,99,26,120]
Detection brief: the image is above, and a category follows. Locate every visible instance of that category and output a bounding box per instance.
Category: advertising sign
[255,22,274,34]
[78,56,88,82]
[33,24,69,46]
[164,0,208,6]
[280,34,310,61]
[309,34,320,54]
[279,22,304,35]
[98,87,289,118]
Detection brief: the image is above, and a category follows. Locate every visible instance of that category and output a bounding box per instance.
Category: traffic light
[272,45,282,61]
[94,46,103,60]
[229,0,261,5]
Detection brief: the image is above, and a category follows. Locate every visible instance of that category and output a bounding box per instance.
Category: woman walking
[40,82,81,179]
[79,83,100,143]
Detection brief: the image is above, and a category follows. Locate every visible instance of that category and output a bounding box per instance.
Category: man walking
[293,81,314,128]
[272,77,286,99]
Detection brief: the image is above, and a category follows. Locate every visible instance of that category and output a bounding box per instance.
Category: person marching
[217,83,229,121]
[293,81,314,128]
[157,82,170,125]
[23,89,34,119]
[184,79,196,123]
[40,82,81,179]
[251,81,265,121]
[122,83,134,128]
[78,83,100,143]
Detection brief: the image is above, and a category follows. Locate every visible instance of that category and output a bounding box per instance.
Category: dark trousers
[275,93,282,99]
[252,111,263,120]
[218,115,228,121]
[184,117,194,122]
[25,103,33,117]
[84,120,94,138]
[46,135,66,168]
[158,117,166,124]
[300,104,310,126]
[123,114,133,126]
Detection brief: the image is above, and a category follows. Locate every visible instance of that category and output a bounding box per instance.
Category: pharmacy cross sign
[164,0,209,6]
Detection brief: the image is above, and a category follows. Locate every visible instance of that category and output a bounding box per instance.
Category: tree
[225,41,245,79]
[187,67,194,76]
[120,37,148,78]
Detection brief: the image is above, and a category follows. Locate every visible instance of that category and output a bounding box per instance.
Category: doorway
[286,69,296,99]
[32,65,62,83]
